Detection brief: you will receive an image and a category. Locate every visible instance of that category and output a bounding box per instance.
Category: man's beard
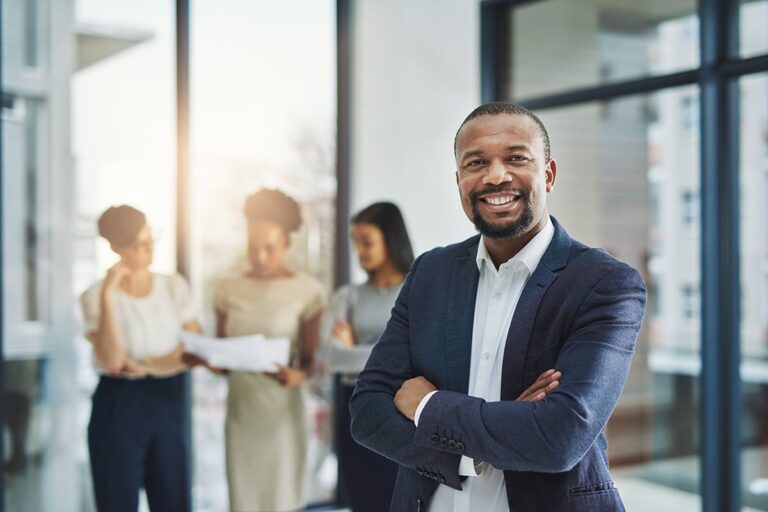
[470,186,534,239]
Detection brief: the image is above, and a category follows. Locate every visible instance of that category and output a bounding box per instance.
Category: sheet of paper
[181,331,290,372]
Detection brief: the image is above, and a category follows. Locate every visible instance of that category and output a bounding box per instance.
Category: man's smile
[474,190,526,214]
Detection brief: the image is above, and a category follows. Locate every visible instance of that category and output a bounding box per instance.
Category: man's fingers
[532,369,556,385]
[524,371,560,393]
[524,380,560,402]
[517,371,561,401]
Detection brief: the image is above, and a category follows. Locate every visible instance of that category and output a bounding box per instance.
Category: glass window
[24,0,39,67]
[72,1,177,510]
[506,0,699,100]
[739,72,768,512]
[3,0,78,510]
[23,100,41,322]
[681,189,699,230]
[740,0,768,59]
[2,96,46,327]
[190,1,337,508]
[537,86,701,511]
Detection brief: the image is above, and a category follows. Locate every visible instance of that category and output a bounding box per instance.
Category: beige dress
[214,272,326,512]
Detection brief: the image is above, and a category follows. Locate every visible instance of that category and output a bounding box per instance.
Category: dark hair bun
[244,189,302,234]
[97,205,147,246]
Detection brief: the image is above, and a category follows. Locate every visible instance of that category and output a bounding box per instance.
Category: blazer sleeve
[349,253,464,490]
[412,264,647,473]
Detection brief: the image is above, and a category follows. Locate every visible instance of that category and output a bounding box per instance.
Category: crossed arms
[349,253,646,489]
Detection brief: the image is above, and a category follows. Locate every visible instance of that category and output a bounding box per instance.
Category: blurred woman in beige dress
[214,189,326,512]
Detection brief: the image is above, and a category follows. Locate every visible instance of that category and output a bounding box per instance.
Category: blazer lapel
[444,242,480,394]
[500,217,572,400]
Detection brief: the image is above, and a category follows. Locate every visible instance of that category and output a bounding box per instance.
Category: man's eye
[509,155,529,162]
[466,160,484,167]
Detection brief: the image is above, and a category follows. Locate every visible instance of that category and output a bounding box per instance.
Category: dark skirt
[88,374,191,512]
[336,380,398,512]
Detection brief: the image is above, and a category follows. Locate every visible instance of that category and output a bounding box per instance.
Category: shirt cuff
[413,390,438,426]
[458,456,483,476]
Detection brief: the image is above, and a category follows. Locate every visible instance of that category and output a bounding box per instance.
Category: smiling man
[349,102,647,512]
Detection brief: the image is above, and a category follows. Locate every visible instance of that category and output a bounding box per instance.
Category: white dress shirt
[414,218,554,512]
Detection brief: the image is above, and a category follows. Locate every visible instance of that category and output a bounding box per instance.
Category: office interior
[1,0,767,511]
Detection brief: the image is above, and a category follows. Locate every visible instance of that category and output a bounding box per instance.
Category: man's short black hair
[454,102,551,161]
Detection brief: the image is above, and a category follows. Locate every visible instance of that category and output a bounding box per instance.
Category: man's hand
[395,376,437,420]
[516,369,561,402]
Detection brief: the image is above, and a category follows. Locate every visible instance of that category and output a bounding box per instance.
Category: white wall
[349,0,483,259]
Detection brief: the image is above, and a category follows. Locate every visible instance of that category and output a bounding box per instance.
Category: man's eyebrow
[460,149,484,161]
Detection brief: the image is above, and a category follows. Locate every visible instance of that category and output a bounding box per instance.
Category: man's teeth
[485,195,517,205]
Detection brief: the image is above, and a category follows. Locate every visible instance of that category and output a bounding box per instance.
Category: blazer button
[448,439,456,450]
[440,436,448,448]
[430,433,440,446]
[416,498,423,511]
[456,441,465,453]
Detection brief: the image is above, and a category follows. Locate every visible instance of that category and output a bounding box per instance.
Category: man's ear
[545,159,557,193]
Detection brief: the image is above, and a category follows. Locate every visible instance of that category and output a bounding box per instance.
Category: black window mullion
[481,2,508,103]
[174,0,194,501]
[516,70,699,111]
[336,0,352,290]
[0,0,5,507]
[720,54,768,79]
[699,1,742,511]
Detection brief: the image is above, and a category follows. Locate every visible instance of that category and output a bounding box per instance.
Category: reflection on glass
[2,359,46,511]
[508,0,698,99]
[537,86,701,511]
[24,0,39,67]
[24,100,40,321]
[740,1,768,59]
[739,73,768,512]
[3,0,56,507]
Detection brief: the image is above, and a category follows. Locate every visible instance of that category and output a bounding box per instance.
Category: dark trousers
[88,374,191,512]
[337,381,398,512]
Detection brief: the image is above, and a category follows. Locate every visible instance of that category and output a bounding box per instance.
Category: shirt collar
[475,216,555,275]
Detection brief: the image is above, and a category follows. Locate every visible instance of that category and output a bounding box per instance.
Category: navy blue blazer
[350,217,647,512]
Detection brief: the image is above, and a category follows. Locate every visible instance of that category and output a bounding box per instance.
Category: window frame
[480,0,768,510]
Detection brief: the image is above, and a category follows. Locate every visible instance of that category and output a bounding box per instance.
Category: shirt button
[483,352,491,360]
[494,292,502,300]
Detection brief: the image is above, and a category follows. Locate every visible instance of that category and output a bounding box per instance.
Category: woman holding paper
[214,189,325,512]
[320,202,413,511]
[80,205,201,512]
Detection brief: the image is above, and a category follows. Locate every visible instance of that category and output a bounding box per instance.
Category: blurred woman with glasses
[80,205,201,512]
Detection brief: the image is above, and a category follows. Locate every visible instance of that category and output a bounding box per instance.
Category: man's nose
[482,159,512,185]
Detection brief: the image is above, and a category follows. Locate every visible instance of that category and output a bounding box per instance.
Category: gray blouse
[320,281,402,374]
